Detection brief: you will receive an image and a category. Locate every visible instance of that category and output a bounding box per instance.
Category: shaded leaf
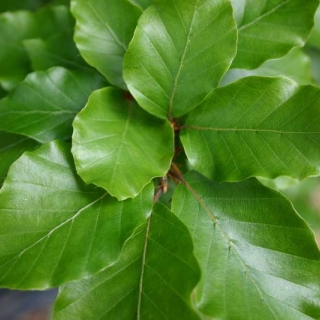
[306,47,320,85]
[0,0,46,13]
[0,141,153,289]
[221,48,315,86]
[23,30,89,71]
[54,203,200,320]
[231,0,319,69]
[172,171,320,319]
[0,131,39,186]
[123,0,237,119]
[0,6,74,90]
[72,87,174,200]
[0,67,104,143]
[181,76,320,182]
[71,0,141,89]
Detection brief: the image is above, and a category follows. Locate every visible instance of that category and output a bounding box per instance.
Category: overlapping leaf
[54,203,200,320]
[0,141,153,289]
[230,0,319,69]
[71,0,141,89]
[123,0,237,119]
[72,87,174,200]
[307,5,320,50]
[172,171,320,319]
[181,76,320,182]
[221,48,315,86]
[0,131,38,186]
[0,5,74,90]
[0,67,104,143]
[23,30,88,71]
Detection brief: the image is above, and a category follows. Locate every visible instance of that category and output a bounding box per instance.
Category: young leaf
[71,0,141,89]
[172,171,320,319]
[54,203,200,320]
[23,30,89,71]
[72,87,174,200]
[307,5,320,50]
[0,141,153,289]
[0,6,74,90]
[0,67,104,143]
[0,131,38,186]
[230,0,319,69]
[123,0,237,119]
[182,76,320,182]
[221,48,315,86]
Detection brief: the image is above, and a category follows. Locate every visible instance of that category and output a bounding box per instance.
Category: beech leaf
[0,141,153,289]
[0,67,104,143]
[54,203,200,320]
[72,87,174,200]
[123,0,237,119]
[182,76,320,182]
[172,171,320,319]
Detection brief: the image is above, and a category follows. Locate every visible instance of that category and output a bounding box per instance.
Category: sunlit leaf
[172,171,320,319]
[72,87,174,200]
[123,0,237,119]
[182,76,320,182]
[0,141,153,289]
[54,203,200,320]
[127,0,152,10]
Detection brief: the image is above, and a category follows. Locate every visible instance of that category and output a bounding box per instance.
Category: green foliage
[0,0,320,319]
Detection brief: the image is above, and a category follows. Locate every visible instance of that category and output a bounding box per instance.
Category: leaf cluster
[1,0,320,319]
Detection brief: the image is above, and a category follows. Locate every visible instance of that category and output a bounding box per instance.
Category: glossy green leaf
[123,0,237,119]
[54,203,200,320]
[182,76,320,182]
[127,0,152,10]
[0,131,39,186]
[23,30,89,71]
[0,67,104,143]
[172,171,320,319]
[307,5,320,50]
[221,48,315,86]
[72,87,174,200]
[71,0,141,89]
[0,141,153,289]
[231,0,319,69]
[0,6,74,90]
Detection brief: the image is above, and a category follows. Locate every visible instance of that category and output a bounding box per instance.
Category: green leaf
[23,30,89,71]
[0,131,39,186]
[181,76,320,182]
[54,203,200,320]
[127,0,152,10]
[71,0,141,89]
[0,6,74,90]
[0,67,104,143]
[306,47,320,85]
[221,48,315,86]
[0,0,46,13]
[123,0,237,119]
[230,0,319,69]
[307,5,320,50]
[72,87,174,200]
[172,171,320,319]
[0,141,153,289]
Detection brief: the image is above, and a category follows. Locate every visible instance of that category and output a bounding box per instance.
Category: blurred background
[0,0,320,319]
